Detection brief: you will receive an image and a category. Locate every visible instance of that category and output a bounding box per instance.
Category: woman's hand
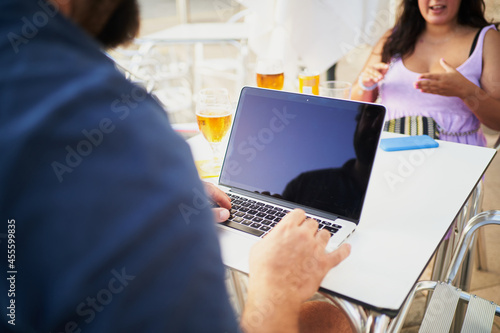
[359,62,390,90]
[415,58,476,99]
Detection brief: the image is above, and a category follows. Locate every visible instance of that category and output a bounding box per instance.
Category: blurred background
[111,0,500,132]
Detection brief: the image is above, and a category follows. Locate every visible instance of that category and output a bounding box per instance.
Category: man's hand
[242,209,351,333]
[203,182,231,222]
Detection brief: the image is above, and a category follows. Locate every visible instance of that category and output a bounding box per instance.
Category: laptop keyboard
[222,193,343,238]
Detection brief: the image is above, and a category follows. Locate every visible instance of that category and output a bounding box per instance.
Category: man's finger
[326,243,351,267]
[279,209,306,227]
[315,228,331,246]
[301,218,319,231]
[212,207,230,223]
[204,182,231,209]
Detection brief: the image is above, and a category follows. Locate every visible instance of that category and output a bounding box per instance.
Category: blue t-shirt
[0,0,239,331]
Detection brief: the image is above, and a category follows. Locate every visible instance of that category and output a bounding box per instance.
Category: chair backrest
[417,281,499,333]
[388,210,500,333]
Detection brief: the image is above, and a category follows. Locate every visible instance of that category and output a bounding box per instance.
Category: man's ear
[48,0,72,16]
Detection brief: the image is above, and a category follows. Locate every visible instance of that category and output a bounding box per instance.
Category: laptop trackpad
[217,226,259,274]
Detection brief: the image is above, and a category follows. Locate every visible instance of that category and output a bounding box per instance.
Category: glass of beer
[256,58,284,90]
[298,70,320,95]
[196,88,233,175]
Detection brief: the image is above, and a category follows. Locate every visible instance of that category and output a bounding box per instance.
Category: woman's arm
[351,30,391,103]
[470,28,500,130]
[416,28,500,131]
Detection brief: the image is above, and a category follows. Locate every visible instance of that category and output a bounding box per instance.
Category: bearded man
[0,1,351,332]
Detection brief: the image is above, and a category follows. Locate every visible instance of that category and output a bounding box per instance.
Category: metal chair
[388,210,500,333]
[431,180,485,290]
[106,44,194,124]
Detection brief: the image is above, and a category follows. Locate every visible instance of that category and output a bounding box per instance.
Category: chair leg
[475,227,489,271]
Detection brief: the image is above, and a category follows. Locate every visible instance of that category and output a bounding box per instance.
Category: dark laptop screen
[219,87,385,222]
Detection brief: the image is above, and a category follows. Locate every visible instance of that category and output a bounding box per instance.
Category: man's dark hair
[97,0,140,48]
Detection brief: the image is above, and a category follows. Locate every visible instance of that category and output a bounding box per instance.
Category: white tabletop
[187,132,496,314]
[322,134,495,314]
[138,22,249,44]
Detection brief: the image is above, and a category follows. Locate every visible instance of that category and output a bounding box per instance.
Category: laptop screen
[219,87,385,222]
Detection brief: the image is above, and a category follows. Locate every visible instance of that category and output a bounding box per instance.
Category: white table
[139,23,249,44]
[137,23,250,94]
[187,133,496,329]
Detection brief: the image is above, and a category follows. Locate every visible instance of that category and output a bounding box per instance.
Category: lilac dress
[379,24,497,146]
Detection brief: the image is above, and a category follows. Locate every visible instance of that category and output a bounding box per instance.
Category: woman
[352,0,500,146]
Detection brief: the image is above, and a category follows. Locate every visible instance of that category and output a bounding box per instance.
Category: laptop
[216,86,386,273]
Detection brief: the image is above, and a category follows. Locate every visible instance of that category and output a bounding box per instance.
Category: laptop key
[261,219,272,226]
[241,220,252,226]
[250,222,262,229]
[323,226,340,234]
[222,221,264,237]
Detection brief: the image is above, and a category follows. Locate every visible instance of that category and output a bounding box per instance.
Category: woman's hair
[381,0,490,63]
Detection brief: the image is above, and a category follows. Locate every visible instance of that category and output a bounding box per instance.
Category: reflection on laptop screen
[219,87,385,222]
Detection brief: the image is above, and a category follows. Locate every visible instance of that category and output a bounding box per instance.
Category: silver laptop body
[216,86,386,273]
